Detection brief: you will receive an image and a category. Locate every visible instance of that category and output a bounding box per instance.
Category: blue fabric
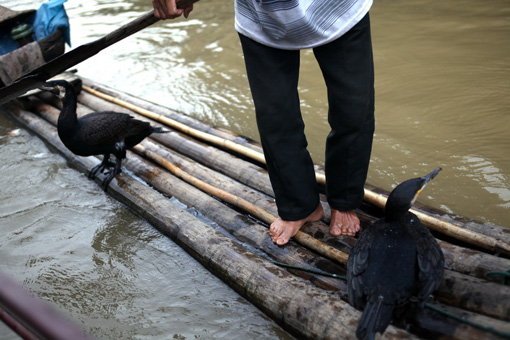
[32,0,71,46]
[0,33,20,55]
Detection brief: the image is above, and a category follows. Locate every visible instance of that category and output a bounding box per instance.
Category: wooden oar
[0,0,198,105]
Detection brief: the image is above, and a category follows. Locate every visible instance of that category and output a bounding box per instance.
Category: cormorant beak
[417,167,442,195]
[412,168,441,205]
[38,84,60,95]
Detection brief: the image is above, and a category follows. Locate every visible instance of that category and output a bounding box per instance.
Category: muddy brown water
[1,0,508,339]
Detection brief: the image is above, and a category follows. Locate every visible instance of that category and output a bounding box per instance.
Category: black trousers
[239,14,375,221]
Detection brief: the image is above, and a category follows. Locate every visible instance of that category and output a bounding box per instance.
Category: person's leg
[239,33,322,245]
[313,13,375,236]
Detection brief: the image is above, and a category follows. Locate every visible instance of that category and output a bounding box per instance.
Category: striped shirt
[235,0,372,50]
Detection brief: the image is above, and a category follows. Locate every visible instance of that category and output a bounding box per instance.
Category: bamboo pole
[5,102,510,331]
[134,143,349,265]
[122,147,510,329]
[134,144,273,222]
[135,136,510,284]
[138,138,279,216]
[413,301,510,340]
[82,85,510,257]
[28,94,351,266]
[30,92,351,293]
[435,270,510,321]
[80,76,264,155]
[84,86,266,164]
[128,142,510,321]
[123,151,348,294]
[3,103,418,340]
[79,78,510,246]
[360,187,510,256]
[77,90,276,196]
[30,94,510,283]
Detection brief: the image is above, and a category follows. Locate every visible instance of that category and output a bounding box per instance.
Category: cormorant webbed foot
[89,157,115,179]
[100,169,120,191]
[99,159,123,191]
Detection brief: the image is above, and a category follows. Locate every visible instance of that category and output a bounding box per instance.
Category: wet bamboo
[122,149,510,321]
[78,80,510,248]
[3,103,415,340]
[5,103,510,332]
[139,138,279,216]
[81,84,510,256]
[412,301,510,340]
[27,95,352,295]
[31,94,510,284]
[131,138,510,284]
[26,95,510,298]
[435,270,510,321]
[136,135,510,283]
[134,144,510,318]
[77,90,275,196]
[124,143,510,323]
[30,92,508,284]
[28,96,352,274]
[123,150,348,293]
[360,187,510,256]
[134,143,349,265]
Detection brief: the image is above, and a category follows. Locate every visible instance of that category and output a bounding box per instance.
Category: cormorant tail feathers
[356,295,394,340]
[151,126,169,134]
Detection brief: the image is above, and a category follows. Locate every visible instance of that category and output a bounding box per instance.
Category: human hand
[152,0,194,19]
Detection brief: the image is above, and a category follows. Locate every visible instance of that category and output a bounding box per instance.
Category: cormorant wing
[347,221,381,309]
[409,214,445,307]
[79,111,148,146]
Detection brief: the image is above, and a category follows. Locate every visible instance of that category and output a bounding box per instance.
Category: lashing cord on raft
[422,302,510,339]
[266,257,510,339]
[264,256,347,280]
[485,270,510,285]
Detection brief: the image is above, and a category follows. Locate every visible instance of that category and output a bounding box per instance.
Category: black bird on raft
[40,79,167,190]
[347,168,445,340]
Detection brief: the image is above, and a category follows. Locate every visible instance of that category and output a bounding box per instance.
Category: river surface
[1,0,509,339]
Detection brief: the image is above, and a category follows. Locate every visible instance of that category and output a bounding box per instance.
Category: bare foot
[269,204,323,246]
[330,209,360,236]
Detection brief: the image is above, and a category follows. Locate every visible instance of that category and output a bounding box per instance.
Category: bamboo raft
[1,73,509,340]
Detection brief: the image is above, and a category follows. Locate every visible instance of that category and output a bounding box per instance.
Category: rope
[264,256,346,280]
[424,302,510,339]
[485,270,510,285]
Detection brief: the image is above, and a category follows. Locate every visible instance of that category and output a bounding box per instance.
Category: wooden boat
[1,73,509,340]
[0,5,66,88]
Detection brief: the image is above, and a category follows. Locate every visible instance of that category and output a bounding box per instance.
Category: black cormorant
[347,168,444,340]
[41,79,167,190]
